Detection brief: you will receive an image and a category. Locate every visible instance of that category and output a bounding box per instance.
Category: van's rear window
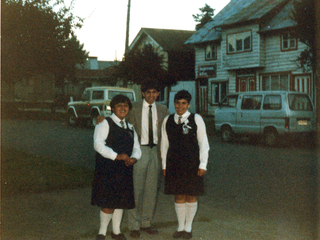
[288,94,313,111]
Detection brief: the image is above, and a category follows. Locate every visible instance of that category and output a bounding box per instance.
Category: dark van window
[81,90,90,101]
[241,95,262,110]
[288,94,313,111]
[263,95,281,110]
[221,94,238,108]
[92,91,104,100]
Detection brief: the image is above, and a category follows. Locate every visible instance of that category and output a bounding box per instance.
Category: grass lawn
[1,147,94,197]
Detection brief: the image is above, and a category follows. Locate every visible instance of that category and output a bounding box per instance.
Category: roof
[259,0,296,32]
[130,28,195,52]
[185,0,292,45]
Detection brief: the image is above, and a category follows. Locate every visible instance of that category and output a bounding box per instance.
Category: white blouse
[160,111,210,170]
[93,113,141,160]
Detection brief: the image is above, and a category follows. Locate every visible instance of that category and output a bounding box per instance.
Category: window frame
[205,44,217,60]
[260,73,290,91]
[211,81,228,105]
[281,33,297,51]
[227,30,252,54]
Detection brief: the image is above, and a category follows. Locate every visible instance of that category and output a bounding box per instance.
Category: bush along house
[185,0,315,116]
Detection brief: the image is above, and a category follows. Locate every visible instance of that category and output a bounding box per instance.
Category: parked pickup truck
[67,86,136,126]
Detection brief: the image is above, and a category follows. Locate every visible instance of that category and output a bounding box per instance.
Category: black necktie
[149,105,154,147]
[120,121,124,128]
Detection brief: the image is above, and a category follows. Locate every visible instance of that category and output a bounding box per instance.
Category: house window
[205,44,217,60]
[211,81,227,104]
[261,74,289,91]
[293,75,311,94]
[227,31,252,54]
[281,33,297,51]
[237,77,256,92]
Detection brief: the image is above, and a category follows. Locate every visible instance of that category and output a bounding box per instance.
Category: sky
[70,0,231,61]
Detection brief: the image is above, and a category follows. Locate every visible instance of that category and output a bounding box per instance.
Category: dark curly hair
[174,90,192,103]
[110,94,132,112]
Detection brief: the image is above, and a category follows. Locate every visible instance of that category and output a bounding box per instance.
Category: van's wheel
[68,111,77,126]
[91,112,99,127]
[221,126,233,142]
[264,128,278,146]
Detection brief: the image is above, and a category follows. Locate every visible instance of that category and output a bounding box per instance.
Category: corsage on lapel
[128,124,134,138]
[182,119,192,134]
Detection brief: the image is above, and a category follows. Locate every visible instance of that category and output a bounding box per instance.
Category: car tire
[221,126,233,142]
[68,111,77,126]
[91,112,99,127]
[264,128,278,146]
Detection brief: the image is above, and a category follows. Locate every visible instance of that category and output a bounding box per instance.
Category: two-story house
[185,0,314,116]
[128,28,196,109]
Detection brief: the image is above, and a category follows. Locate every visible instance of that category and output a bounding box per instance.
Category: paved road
[2,119,96,169]
[1,119,318,239]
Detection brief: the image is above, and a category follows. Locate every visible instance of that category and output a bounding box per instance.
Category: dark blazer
[126,100,170,143]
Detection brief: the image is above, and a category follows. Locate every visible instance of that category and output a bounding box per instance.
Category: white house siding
[261,33,307,73]
[223,24,262,69]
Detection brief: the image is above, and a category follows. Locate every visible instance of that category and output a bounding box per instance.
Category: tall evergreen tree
[192,4,215,31]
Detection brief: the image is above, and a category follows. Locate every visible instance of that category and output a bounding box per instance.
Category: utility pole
[125,0,131,58]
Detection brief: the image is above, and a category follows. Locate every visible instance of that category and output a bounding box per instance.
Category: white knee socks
[185,202,198,232]
[175,203,186,231]
[98,209,124,236]
[112,209,124,235]
[98,210,113,235]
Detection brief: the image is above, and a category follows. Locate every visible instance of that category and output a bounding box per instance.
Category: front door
[196,78,208,114]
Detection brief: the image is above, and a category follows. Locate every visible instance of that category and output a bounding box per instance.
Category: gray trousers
[128,146,160,230]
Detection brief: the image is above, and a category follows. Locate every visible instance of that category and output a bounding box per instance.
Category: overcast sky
[71,0,231,61]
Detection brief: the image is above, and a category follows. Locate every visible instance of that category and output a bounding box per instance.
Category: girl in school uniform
[91,94,141,240]
[161,90,210,239]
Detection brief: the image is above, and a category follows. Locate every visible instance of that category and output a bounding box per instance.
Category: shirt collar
[111,113,125,125]
[175,111,190,121]
[143,99,155,108]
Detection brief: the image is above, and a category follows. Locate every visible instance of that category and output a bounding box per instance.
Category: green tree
[2,0,89,90]
[192,4,215,31]
[116,44,179,89]
[291,0,315,71]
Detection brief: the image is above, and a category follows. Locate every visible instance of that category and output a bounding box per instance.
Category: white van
[67,86,136,126]
[214,91,316,146]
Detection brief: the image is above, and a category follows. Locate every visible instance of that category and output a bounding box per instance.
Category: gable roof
[130,28,195,52]
[259,0,296,32]
[185,0,292,45]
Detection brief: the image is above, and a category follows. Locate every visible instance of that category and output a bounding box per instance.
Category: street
[1,119,318,239]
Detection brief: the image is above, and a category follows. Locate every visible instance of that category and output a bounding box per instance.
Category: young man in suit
[126,81,170,238]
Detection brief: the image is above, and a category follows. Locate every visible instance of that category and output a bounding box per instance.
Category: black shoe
[111,232,126,240]
[130,230,140,238]
[183,231,192,239]
[96,234,106,240]
[173,231,185,238]
[140,227,158,234]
